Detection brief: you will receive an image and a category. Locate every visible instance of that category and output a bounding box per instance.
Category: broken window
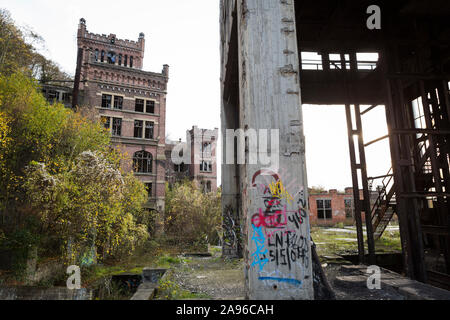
[344,199,354,218]
[113,96,123,110]
[135,99,145,112]
[145,183,153,199]
[133,151,153,173]
[134,120,143,138]
[112,118,122,137]
[329,54,350,70]
[146,100,155,114]
[317,199,332,220]
[102,94,112,109]
[202,142,212,157]
[107,51,116,64]
[101,116,110,130]
[200,161,212,173]
[145,122,154,140]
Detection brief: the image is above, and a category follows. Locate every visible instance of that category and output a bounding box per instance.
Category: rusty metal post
[345,104,366,264]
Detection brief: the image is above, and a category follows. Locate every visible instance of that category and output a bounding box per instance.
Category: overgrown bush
[0,72,150,266]
[165,180,221,246]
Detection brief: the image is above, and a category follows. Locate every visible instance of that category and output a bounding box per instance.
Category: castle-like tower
[73,18,169,213]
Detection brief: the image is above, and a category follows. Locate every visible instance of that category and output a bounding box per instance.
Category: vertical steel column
[354,104,376,264]
[345,104,366,264]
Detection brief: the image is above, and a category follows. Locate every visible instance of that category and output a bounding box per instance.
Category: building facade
[309,188,381,226]
[73,18,169,212]
[165,126,218,193]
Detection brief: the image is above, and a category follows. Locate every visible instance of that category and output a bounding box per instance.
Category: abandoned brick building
[309,188,381,226]
[72,18,169,212]
[165,126,218,193]
[41,84,73,108]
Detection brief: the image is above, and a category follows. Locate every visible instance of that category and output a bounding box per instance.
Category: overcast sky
[1,0,392,190]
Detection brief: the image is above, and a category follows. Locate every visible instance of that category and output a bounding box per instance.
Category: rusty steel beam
[345,104,366,264]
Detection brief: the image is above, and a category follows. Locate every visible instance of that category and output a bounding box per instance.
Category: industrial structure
[220,0,450,299]
[72,19,169,213]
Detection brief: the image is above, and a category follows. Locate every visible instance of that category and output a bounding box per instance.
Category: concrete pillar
[221,99,242,258]
[235,0,313,300]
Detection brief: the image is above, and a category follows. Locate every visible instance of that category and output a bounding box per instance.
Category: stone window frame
[101,94,112,109]
[133,118,156,140]
[200,161,213,173]
[135,98,145,112]
[113,95,124,110]
[99,115,124,137]
[111,117,123,137]
[134,119,144,138]
[133,151,153,174]
[135,97,158,114]
[146,100,156,114]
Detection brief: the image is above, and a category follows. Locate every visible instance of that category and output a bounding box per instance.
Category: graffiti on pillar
[223,205,238,250]
[251,225,269,271]
[250,169,310,288]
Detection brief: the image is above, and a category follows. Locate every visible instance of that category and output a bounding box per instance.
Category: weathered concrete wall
[221,0,314,300]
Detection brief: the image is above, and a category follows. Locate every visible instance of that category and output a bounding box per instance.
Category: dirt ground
[165,226,404,300]
[171,253,245,300]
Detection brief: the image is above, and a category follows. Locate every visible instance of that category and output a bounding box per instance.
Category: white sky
[1,0,392,190]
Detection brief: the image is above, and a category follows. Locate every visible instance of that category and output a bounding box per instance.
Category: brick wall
[309,188,363,226]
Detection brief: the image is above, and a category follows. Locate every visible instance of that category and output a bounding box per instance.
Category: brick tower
[73,18,169,214]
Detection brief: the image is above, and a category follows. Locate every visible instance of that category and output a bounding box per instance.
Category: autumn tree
[0,72,149,264]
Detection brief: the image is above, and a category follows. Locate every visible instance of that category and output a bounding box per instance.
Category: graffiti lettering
[267,232,309,270]
[251,225,269,271]
[269,180,294,204]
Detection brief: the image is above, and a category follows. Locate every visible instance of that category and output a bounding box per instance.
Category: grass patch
[157,255,192,269]
[156,270,211,300]
[312,226,401,259]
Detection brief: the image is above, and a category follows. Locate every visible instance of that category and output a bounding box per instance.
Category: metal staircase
[370,168,397,240]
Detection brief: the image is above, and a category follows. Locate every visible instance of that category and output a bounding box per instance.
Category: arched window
[101,50,105,62]
[118,54,122,66]
[124,55,128,67]
[133,151,153,173]
[130,56,134,68]
[94,49,99,61]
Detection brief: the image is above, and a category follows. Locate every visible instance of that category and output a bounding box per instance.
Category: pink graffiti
[252,207,288,229]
